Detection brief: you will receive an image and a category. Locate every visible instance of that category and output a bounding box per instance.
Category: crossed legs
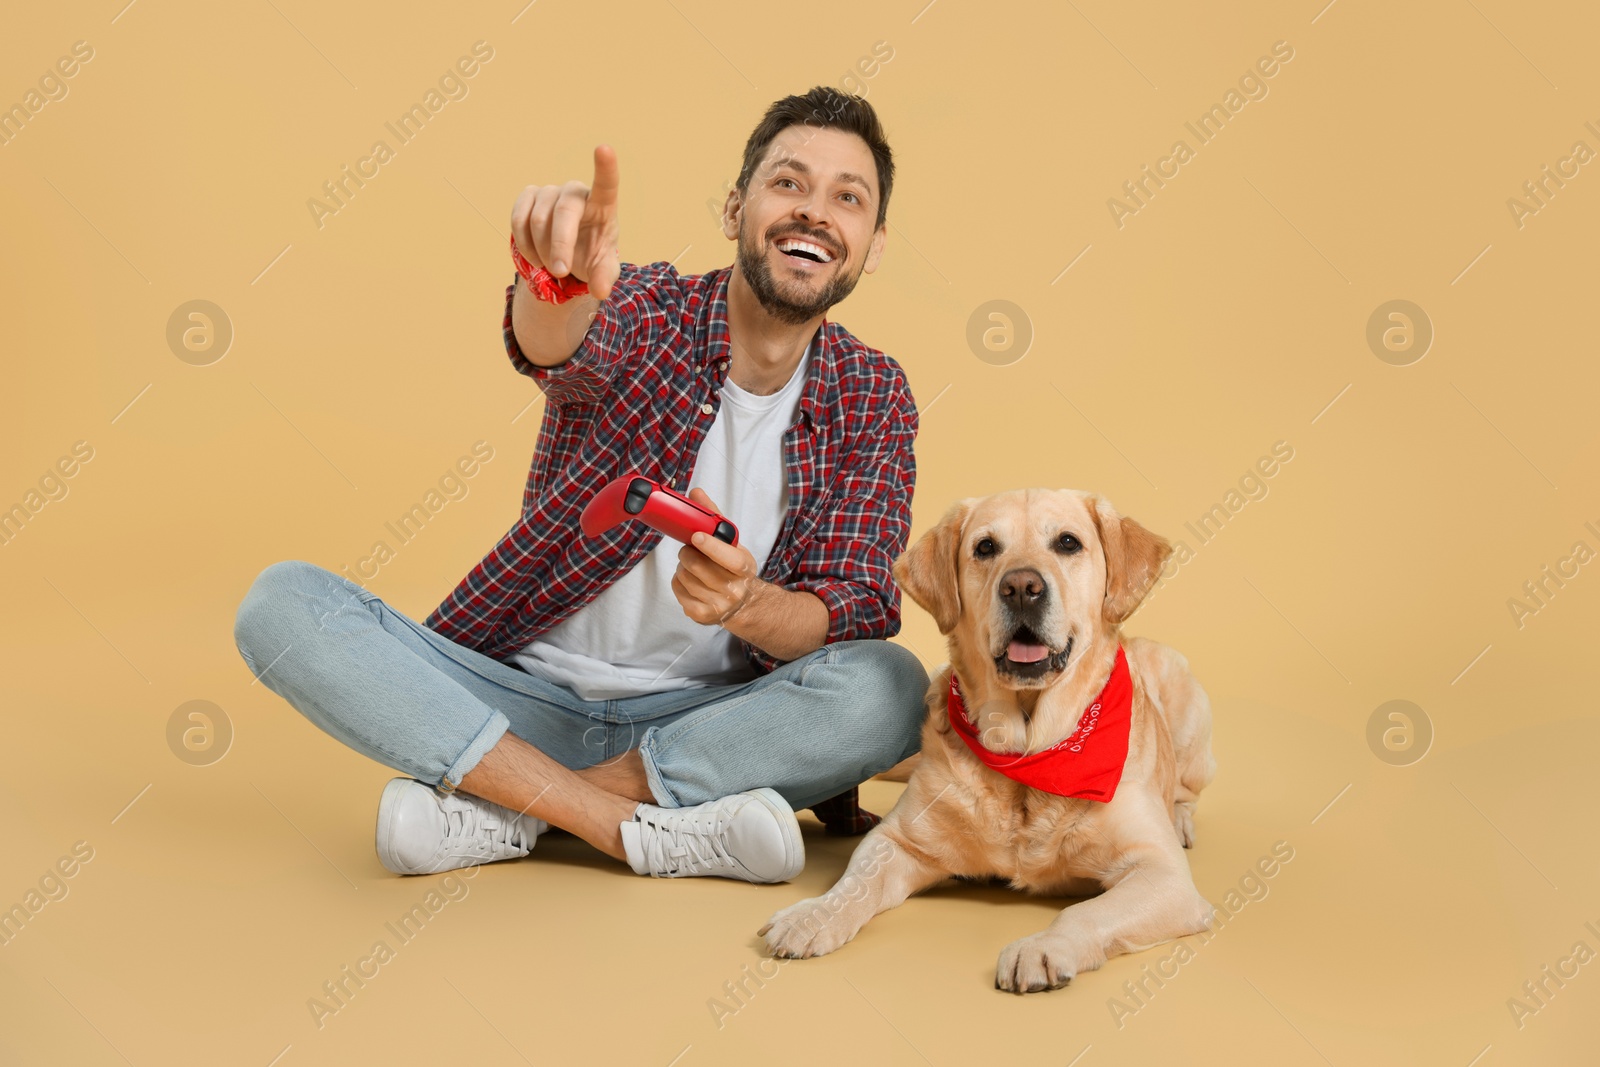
[232,560,929,869]
[459,734,653,862]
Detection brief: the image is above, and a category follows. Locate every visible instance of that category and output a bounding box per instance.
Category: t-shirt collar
[708,265,837,436]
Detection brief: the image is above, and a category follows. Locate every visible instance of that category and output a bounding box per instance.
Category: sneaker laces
[639,806,737,875]
[441,797,530,856]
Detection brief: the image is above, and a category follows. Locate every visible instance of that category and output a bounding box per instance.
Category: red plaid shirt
[423,262,920,679]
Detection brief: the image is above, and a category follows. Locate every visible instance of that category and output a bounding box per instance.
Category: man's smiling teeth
[775,237,833,263]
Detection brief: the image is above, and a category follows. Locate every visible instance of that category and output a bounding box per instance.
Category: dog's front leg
[995,845,1213,994]
[759,820,949,959]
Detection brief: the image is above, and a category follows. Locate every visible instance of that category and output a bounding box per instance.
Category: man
[233,86,926,884]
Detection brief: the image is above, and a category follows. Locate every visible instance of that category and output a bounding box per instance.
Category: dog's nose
[998,567,1047,607]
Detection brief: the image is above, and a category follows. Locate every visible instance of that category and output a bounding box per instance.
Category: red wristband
[510,233,590,304]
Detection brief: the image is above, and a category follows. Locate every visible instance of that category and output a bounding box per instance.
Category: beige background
[3,0,1598,1063]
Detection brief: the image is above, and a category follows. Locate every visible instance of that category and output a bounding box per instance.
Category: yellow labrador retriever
[758,488,1217,993]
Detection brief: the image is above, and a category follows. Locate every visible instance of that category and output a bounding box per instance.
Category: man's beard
[736,222,863,326]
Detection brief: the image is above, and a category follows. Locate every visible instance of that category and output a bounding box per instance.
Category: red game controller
[580,473,739,546]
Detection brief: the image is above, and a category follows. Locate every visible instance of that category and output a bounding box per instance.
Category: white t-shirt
[510,336,815,701]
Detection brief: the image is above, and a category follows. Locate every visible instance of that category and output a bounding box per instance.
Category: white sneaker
[620,787,804,883]
[375,777,550,875]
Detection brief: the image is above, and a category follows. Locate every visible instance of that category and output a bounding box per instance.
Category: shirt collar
[707,265,839,436]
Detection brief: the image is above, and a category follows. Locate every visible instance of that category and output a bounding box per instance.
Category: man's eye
[777,178,797,189]
[840,192,858,203]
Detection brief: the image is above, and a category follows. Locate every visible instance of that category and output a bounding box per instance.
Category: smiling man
[233,85,927,884]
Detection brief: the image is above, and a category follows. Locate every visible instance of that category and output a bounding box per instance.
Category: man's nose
[794,196,831,227]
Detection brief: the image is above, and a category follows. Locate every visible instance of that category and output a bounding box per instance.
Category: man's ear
[863,222,887,275]
[1083,492,1172,625]
[720,190,741,241]
[891,497,975,635]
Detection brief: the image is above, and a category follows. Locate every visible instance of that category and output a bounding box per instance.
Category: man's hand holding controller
[510,144,623,368]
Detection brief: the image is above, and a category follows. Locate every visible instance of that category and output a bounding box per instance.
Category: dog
[758,488,1217,993]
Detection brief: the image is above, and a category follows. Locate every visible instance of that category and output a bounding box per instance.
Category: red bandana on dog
[946,645,1133,802]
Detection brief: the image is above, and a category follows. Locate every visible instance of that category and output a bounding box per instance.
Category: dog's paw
[995,932,1078,994]
[757,895,859,959]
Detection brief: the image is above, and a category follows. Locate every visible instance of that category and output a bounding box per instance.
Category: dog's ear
[1084,492,1172,625]
[892,497,976,635]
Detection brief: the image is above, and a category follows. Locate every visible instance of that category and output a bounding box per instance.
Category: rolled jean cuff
[439,709,511,794]
[635,725,679,809]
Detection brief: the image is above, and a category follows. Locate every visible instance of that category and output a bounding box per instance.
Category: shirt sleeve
[501,264,662,407]
[741,375,920,673]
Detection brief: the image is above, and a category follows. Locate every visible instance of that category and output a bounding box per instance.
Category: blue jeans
[231,561,928,811]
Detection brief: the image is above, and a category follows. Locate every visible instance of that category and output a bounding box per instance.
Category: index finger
[589,144,619,212]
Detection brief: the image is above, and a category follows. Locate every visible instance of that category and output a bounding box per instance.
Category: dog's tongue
[1007,638,1051,663]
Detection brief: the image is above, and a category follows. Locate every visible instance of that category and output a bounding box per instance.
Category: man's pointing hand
[511,143,622,302]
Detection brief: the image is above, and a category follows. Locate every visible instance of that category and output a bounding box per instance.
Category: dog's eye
[1057,533,1082,555]
[974,537,997,559]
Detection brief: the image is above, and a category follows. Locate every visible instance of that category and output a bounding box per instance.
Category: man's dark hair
[736,86,894,231]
